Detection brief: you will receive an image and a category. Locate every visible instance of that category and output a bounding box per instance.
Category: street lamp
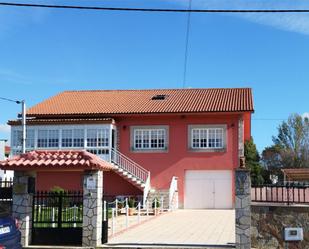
[0,97,26,153]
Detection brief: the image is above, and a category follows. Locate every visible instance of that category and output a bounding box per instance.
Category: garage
[184,170,233,209]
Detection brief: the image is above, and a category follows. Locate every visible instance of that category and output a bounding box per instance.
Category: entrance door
[184,170,232,209]
[32,191,83,246]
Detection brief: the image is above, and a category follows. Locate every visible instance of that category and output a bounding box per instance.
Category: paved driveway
[107,209,235,247]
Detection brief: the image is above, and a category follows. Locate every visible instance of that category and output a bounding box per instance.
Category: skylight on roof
[151,94,168,100]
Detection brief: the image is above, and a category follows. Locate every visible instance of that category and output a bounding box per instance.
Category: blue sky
[0,0,308,152]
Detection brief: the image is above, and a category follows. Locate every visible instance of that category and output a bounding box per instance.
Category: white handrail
[111,148,149,182]
[169,176,178,210]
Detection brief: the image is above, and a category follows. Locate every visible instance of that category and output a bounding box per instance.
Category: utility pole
[21,100,26,154]
[0,97,26,154]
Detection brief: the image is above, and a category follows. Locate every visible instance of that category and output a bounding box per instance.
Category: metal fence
[32,191,83,228]
[32,191,83,246]
[251,183,309,205]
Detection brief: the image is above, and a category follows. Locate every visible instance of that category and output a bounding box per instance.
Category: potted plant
[152,198,160,216]
[128,198,136,216]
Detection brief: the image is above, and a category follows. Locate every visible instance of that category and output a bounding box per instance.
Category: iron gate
[32,191,83,246]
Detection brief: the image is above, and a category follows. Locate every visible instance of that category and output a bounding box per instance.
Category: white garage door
[184,170,233,209]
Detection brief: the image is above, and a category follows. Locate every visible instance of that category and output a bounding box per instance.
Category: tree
[261,145,284,182]
[244,137,265,185]
[272,114,309,168]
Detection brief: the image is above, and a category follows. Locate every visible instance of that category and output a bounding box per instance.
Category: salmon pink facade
[8,88,254,209]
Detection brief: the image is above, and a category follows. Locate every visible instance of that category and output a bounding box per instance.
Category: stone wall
[82,170,103,247]
[235,169,251,249]
[251,205,309,249]
[12,171,34,247]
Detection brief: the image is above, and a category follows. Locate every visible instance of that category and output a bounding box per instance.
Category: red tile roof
[26,88,254,117]
[8,117,114,126]
[0,150,114,171]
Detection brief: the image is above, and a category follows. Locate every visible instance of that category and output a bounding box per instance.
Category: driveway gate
[32,191,83,246]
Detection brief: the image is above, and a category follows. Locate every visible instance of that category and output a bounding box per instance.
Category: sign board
[284,227,303,241]
[86,176,96,190]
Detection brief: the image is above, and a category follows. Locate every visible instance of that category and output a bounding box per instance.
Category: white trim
[188,124,227,151]
[130,125,169,152]
[11,124,112,158]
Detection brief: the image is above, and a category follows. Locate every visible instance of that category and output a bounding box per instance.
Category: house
[0,140,13,180]
[9,88,254,209]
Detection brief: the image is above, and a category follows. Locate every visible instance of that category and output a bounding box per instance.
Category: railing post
[58,193,63,228]
[146,200,149,216]
[137,202,141,223]
[111,208,115,235]
[160,196,163,213]
[73,204,77,228]
[52,207,56,228]
[126,204,129,229]
[115,199,118,218]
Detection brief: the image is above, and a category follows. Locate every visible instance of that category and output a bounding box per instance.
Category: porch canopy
[0,150,115,171]
[282,168,309,182]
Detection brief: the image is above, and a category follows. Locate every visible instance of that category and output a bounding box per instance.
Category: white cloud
[169,0,309,35]
[0,124,10,133]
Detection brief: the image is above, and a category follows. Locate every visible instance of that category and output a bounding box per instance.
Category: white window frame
[188,125,227,151]
[131,126,168,152]
[10,124,114,160]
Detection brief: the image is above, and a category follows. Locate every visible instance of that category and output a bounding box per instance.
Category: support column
[82,170,103,247]
[235,169,251,249]
[12,171,35,247]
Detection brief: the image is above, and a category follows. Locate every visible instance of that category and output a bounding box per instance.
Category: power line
[1,2,309,12]
[0,97,21,104]
[182,0,192,88]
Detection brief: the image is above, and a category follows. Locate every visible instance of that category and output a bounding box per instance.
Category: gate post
[12,171,35,247]
[82,170,103,247]
[235,168,251,249]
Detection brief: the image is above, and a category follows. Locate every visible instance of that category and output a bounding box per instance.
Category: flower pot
[153,208,160,216]
[128,208,135,216]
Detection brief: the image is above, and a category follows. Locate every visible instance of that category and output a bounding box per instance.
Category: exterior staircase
[146,189,170,210]
[109,149,178,210]
[110,148,151,207]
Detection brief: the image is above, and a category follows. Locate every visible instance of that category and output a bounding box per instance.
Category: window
[86,129,109,148]
[12,129,35,148]
[37,129,59,148]
[12,130,22,147]
[62,129,84,147]
[26,129,35,148]
[132,127,167,151]
[189,126,225,150]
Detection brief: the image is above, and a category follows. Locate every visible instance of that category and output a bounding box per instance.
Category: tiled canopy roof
[282,168,309,181]
[0,150,114,171]
[26,88,254,117]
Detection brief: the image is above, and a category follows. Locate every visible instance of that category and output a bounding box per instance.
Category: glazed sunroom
[10,119,116,162]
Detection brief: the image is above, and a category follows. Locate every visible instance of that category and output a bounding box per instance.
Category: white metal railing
[169,176,178,210]
[111,148,149,183]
